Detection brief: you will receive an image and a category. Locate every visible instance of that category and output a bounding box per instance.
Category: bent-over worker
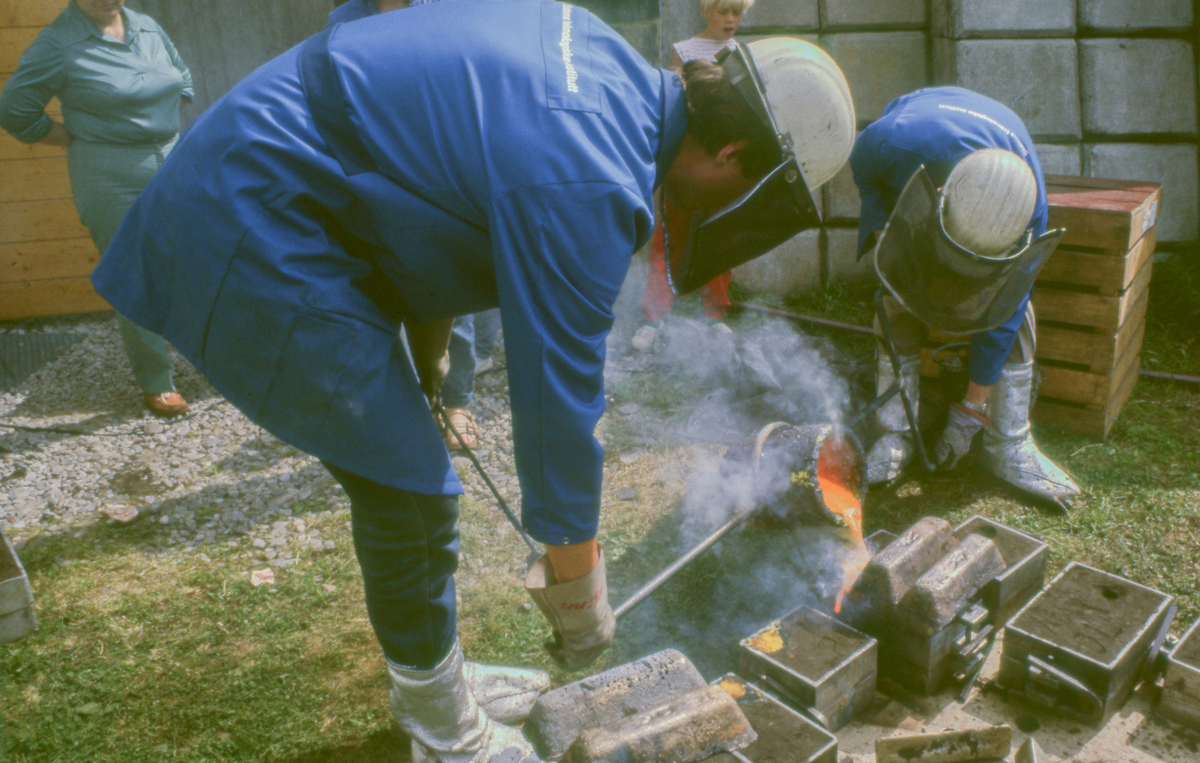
[91,2,855,759]
[851,86,1080,509]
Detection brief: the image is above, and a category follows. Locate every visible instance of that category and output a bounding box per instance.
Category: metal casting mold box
[997,562,1175,725]
[0,528,37,643]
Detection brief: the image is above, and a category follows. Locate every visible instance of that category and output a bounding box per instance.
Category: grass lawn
[3,257,1198,761]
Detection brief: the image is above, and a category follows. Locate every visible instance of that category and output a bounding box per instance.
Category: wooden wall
[1,1,106,321]
[0,0,332,321]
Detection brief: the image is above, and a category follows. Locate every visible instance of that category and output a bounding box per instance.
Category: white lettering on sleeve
[937,103,1028,156]
[561,5,579,94]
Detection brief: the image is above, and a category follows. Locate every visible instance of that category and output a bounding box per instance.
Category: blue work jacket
[92,0,687,545]
[851,87,1047,386]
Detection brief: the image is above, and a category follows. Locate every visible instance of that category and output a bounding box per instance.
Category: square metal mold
[952,515,1048,627]
[998,562,1175,725]
[737,606,876,730]
[1159,617,1200,731]
[0,528,37,643]
[708,674,838,763]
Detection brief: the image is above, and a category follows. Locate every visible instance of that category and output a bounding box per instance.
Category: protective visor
[666,44,822,295]
[874,168,1063,336]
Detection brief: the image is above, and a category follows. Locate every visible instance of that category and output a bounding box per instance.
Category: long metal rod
[733,301,876,335]
[613,504,756,620]
[434,402,541,560]
[875,289,937,472]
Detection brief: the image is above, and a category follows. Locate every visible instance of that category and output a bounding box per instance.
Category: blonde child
[634,0,756,351]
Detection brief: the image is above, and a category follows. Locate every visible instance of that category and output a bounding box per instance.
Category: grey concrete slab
[1079,39,1198,136]
[1034,144,1082,177]
[823,143,863,221]
[1079,0,1194,31]
[822,227,875,286]
[732,228,821,296]
[822,31,929,124]
[933,38,1080,141]
[1084,143,1199,242]
[930,0,1076,39]
[819,0,926,30]
[741,0,820,31]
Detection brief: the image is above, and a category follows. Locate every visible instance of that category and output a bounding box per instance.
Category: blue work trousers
[323,461,460,670]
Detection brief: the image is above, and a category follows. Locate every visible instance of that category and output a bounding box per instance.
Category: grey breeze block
[822,31,929,124]
[934,38,1080,140]
[819,0,927,30]
[1079,0,1194,32]
[1079,38,1198,136]
[733,229,821,296]
[931,0,1076,39]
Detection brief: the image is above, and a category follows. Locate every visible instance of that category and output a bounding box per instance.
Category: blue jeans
[441,309,501,408]
[323,461,460,670]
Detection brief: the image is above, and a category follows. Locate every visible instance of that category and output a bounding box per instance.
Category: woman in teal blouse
[0,0,193,416]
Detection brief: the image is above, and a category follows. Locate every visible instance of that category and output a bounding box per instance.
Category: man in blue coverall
[852,86,1080,509]
[90,2,855,759]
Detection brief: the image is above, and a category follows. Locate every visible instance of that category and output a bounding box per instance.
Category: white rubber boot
[982,361,1081,511]
[866,352,921,484]
[390,641,543,763]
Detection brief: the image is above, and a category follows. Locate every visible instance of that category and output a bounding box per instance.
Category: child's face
[701,5,744,40]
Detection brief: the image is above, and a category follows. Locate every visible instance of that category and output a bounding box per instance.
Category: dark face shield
[873,168,1063,335]
[666,44,824,296]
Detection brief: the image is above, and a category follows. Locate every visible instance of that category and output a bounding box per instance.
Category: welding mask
[873,167,1063,335]
[666,39,855,295]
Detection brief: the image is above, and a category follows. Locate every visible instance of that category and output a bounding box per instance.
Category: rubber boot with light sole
[390,640,543,763]
[866,352,921,485]
[982,361,1081,511]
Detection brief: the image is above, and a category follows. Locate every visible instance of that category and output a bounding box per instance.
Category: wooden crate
[1,1,108,320]
[919,176,1161,442]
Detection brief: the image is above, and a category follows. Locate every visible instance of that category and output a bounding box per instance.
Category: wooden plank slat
[1045,174,1163,253]
[0,26,40,75]
[1037,322,1144,408]
[1033,357,1141,442]
[0,275,111,321]
[1031,257,1152,331]
[0,155,71,203]
[1034,289,1148,370]
[1037,227,1156,292]
[0,1,65,30]
[0,127,66,160]
[0,236,98,284]
[0,197,88,244]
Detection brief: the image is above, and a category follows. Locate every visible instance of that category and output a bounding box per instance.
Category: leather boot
[866,351,921,484]
[525,551,616,670]
[389,640,543,763]
[982,361,1081,511]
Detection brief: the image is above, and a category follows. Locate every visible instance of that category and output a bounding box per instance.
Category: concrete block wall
[655,0,1200,299]
[932,0,1200,245]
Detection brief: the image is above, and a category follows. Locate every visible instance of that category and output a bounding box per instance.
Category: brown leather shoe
[145,391,189,416]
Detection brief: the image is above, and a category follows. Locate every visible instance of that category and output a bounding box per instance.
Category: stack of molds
[998,562,1176,724]
[842,517,1007,695]
[0,528,36,643]
[737,606,877,731]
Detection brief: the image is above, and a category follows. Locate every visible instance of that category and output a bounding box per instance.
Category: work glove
[934,402,989,470]
[524,550,616,670]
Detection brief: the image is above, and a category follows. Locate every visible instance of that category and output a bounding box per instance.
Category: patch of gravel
[0,313,525,570]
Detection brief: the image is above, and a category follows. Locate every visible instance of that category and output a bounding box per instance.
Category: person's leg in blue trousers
[322,461,460,670]
[473,309,502,366]
[441,315,477,409]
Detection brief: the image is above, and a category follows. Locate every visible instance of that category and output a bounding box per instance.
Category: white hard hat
[942,149,1037,258]
[747,37,855,189]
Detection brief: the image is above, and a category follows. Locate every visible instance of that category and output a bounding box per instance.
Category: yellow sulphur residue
[747,625,784,654]
[790,470,813,488]
[719,680,746,699]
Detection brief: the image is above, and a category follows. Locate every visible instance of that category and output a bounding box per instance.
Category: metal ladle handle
[613,422,790,620]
